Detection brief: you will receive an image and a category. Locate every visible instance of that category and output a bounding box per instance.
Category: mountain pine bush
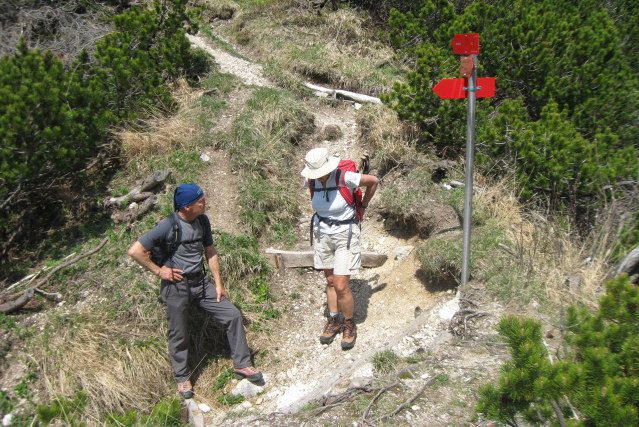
[385,0,639,218]
[0,0,208,266]
[477,274,639,425]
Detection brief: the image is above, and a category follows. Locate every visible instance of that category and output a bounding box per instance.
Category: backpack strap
[309,175,340,202]
[164,213,182,266]
[335,168,355,206]
[197,215,208,273]
[165,214,209,271]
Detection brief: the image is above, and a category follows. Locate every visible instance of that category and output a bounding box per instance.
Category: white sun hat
[300,147,340,179]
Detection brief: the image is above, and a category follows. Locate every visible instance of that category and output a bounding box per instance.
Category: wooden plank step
[265,248,387,269]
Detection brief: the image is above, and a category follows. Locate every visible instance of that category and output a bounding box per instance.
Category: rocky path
[187,33,457,425]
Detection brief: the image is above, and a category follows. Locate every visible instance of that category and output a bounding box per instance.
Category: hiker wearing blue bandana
[128,183,263,399]
[301,147,379,350]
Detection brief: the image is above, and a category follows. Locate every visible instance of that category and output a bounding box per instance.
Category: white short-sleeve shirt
[305,169,361,234]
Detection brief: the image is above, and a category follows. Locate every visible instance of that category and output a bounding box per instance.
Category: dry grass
[222,3,401,93]
[473,179,607,309]
[356,104,417,174]
[117,79,203,160]
[200,0,239,21]
[32,308,172,417]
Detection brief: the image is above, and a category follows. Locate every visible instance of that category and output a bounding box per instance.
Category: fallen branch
[34,288,62,302]
[312,385,372,416]
[498,243,517,256]
[112,195,158,223]
[4,269,44,295]
[105,170,171,208]
[378,377,435,421]
[361,381,399,423]
[34,238,108,289]
[304,82,382,104]
[1,238,107,313]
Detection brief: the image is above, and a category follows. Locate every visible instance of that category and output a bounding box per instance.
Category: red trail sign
[432,77,496,99]
[451,33,479,55]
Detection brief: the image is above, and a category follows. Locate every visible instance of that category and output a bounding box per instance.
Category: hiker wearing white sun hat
[301,147,379,350]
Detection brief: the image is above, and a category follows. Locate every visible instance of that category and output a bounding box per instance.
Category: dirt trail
[188,34,455,424]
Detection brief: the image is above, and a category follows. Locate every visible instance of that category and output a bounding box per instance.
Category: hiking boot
[177,380,194,399]
[341,317,357,350]
[235,366,265,385]
[320,315,342,345]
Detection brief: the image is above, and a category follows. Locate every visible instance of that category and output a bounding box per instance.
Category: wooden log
[0,288,35,314]
[265,248,387,269]
[112,195,158,223]
[104,168,170,208]
[614,246,639,281]
[139,170,171,192]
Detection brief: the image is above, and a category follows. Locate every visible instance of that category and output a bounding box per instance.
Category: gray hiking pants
[160,273,251,382]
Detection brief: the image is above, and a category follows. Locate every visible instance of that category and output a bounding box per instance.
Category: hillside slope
[0,2,614,426]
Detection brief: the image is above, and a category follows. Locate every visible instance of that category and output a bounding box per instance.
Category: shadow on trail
[322,275,387,324]
[416,268,459,293]
[186,306,231,385]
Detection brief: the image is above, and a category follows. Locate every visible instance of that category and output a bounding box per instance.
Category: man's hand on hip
[158,266,183,282]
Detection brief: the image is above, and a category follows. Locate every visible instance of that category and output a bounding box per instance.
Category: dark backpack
[308,159,364,220]
[149,213,207,267]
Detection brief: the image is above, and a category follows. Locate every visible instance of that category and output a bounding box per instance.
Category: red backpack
[308,159,364,221]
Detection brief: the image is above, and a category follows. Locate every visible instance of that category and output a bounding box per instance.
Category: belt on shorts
[310,213,360,249]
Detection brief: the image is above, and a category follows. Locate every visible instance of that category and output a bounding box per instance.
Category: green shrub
[105,397,182,426]
[0,0,209,267]
[0,391,13,416]
[94,0,199,120]
[213,366,235,391]
[385,0,639,220]
[477,275,639,425]
[217,393,244,405]
[147,397,182,426]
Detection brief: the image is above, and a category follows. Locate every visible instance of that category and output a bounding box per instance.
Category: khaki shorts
[313,226,361,276]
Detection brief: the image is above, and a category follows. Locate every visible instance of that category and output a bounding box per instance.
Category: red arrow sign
[451,33,479,55]
[433,77,496,99]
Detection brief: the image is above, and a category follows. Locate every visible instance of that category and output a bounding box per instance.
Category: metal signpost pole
[434,33,494,287]
[461,56,477,287]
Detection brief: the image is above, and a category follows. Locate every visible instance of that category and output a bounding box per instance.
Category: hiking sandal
[177,380,194,399]
[234,366,265,385]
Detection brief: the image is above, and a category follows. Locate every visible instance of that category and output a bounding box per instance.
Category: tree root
[377,377,435,422]
[360,381,400,423]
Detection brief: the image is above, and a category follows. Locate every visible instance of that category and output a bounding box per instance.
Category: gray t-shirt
[138,214,214,274]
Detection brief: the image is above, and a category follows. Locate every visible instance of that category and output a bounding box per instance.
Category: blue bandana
[174,183,204,211]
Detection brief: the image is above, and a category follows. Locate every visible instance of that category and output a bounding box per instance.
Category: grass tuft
[217,393,244,406]
[372,350,399,373]
[356,104,416,174]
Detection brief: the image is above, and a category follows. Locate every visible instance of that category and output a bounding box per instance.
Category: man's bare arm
[359,174,379,212]
[128,241,183,282]
[205,245,227,301]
